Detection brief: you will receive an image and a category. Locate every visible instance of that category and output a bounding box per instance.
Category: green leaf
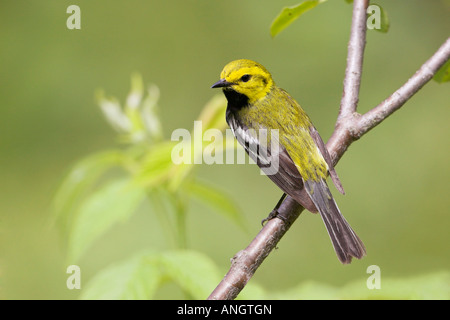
[80,253,161,300]
[367,4,390,33]
[183,179,246,231]
[52,150,125,225]
[270,0,327,38]
[68,178,145,262]
[125,73,146,140]
[159,250,222,299]
[141,84,163,141]
[197,94,228,132]
[81,250,223,300]
[97,74,163,144]
[125,73,144,111]
[134,141,178,187]
[433,59,450,83]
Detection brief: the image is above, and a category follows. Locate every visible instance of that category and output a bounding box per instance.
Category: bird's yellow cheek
[234,85,270,104]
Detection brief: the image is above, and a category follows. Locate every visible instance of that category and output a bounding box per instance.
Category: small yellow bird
[212,59,365,264]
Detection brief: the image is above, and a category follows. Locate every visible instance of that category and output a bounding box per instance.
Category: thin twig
[338,0,369,120]
[355,37,450,137]
[207,8,450,301]
[327,36,450,162]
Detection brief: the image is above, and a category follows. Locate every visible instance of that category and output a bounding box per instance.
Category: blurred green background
[0,0,449,299]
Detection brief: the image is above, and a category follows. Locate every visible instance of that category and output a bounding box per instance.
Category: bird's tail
[304,179,366,264]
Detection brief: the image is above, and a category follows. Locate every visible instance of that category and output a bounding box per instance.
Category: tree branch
[327,36,450,164]
[338,0,369,120]
[355,37,450,138]
[208,197,303,300]
[207,2,450,300]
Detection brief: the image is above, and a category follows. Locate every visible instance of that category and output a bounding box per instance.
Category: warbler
[211,59,366,264]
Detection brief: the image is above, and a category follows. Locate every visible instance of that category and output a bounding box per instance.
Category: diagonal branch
[327,36,450,163]
[207,3,450,300]
[355,37,450,138]
[208,196,303,300]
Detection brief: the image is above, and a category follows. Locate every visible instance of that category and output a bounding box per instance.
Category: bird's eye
[240,74,251,82]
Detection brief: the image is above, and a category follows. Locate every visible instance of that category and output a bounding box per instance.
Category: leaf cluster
[52,75,244,298]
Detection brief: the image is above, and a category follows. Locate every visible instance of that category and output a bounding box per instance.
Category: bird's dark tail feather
[304,179,366,264]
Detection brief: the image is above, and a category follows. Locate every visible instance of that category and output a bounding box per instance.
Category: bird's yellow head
[211,59,274,104]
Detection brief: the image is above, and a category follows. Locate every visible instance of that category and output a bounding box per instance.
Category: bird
[211,59,366,264]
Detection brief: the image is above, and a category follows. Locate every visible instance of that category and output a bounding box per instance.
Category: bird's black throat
[223,88,249,112]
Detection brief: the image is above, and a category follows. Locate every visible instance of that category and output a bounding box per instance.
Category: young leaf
[270,0,327,38]
[125,73,144,111]
[160,250,222,299]
[134,141,178,188]
[141,84,163,141]
[197,94,228,133]
[80,253,161,300]
[96,91,131,134]
[183,179,246,231]
[52,150,125,224]
[68,178,145,262]
[125,73,147,142]
[81,250,224,300]
[433,59,450,83]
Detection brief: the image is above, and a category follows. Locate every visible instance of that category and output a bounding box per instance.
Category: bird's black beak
[211,79,232,89]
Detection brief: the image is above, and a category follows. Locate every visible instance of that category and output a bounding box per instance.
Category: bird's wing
[227,113,317,212]
[308,125,345,194]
